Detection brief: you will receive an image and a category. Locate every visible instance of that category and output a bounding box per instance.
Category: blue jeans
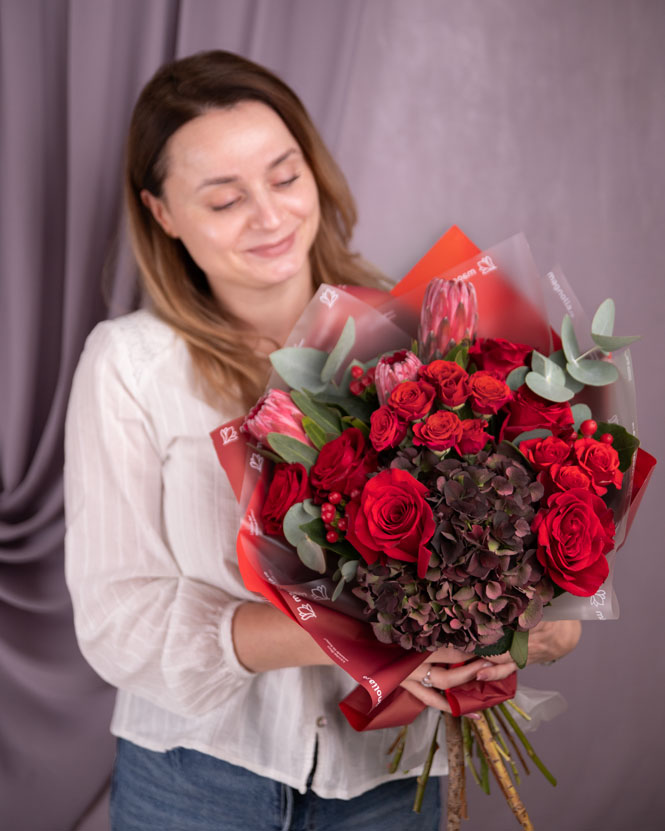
[111,738,441,830]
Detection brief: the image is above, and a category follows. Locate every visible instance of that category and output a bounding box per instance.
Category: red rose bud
[467,337,533,380]
[532,488,615,596]
[243,389,311,447]
[519,435,572,471]
[412,410,464,452]
[418,360,470,408]
[387,380,436,421]
[374,350,422,405]
[345,468,435,578]
[369,405,408,452]
[310,428,377,500]
[260,463,310,536]
[500,386,574,443]
[467,371,512,415]
[457,418,491,454]
[572,437,623,495]
[418,277,478,362]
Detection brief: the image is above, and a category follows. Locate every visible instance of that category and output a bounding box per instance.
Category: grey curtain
[1,2,662,830]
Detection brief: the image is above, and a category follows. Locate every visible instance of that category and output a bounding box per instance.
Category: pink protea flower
[418,277,478,362]
[242,389,312,447]
[374,350,422,405]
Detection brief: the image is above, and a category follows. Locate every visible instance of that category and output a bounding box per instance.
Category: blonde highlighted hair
[125,50,383,408]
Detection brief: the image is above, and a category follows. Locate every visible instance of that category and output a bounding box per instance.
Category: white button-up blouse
[64,309,448,799]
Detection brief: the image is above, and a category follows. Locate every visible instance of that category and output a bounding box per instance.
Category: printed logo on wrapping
[477,256,497,275]
[249,453,264,473]
[590,588,606,620]
[320,287,339,308]
[311,585,329,601]
[296,603,317,622]
[263,570,278,585]
[219,426,239,445]
[245,510,261,536]
[608,414,619,425]
[546,271,574,317]
[362,675,383,704]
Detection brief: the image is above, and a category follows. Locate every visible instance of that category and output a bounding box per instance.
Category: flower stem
[413,714,442,813]
[495,705,530,775]
[387,725,408,774]
[444,713,468,831]
[498,703,557,786]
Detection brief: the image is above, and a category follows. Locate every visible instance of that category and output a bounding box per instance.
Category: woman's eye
[211,199,239,212]
[275,174,300,187]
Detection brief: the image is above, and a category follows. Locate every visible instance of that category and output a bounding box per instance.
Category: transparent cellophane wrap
[212,227,654,733]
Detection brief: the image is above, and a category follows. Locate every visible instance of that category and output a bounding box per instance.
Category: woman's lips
[247,231,296,258]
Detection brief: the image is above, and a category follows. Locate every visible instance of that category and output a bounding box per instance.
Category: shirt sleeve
[64,321,254,718]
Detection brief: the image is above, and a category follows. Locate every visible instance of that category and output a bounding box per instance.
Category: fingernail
[476,671,489,681]
[481,661,493,668]
[466,712,481,720]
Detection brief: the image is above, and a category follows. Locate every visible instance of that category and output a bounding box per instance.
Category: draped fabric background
[0,1,662,829]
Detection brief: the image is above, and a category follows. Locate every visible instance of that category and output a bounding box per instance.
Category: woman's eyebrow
[196,148,300,191]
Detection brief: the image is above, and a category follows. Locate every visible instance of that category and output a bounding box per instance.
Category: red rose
[519,435,572,471]
[500,387,574,442]
[387,380,436,421]
[572,438,623,496]
[418,360,469,408]
[467,371,512,415]
[457,418,491,454]
[539,463,592,496]
[532,488,615,596]
[310,428,376,500]
[345,468,435,578]
[261,463,310,536]
[369,406,407,452]
[412,410,463,451]
[468,338,533,379]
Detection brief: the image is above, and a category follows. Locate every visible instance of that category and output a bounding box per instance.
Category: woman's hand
[400,646,491,714]
[474,620,582,682]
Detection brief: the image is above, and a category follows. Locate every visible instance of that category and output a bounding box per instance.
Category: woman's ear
[140,189,178,238]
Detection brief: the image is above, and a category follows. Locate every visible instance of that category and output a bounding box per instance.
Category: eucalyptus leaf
[561,315,580,364]
[296,537,327,574]
[331,579,346,602]
[302,499,320,517]
[511,428,552,446]
[290,390,342,436]
[509,629,529,669]
[591,333,641,352]
[566,359,619,386]
[270,347,329,393]
[321,316,356,384]
[525,371,575,402]
[570,403,592,430]
[316,392,374,422]
[595,421,640,472]
[506,365,528,390]
[283,502,313,546]
[340,558,359,581]
[548,350,584,393]
[591,298,615,337]
[266,433,318,470]
[533,351,566,386]
[302,417,328,450]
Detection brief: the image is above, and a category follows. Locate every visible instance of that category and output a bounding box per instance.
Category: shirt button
[316,716,328,728]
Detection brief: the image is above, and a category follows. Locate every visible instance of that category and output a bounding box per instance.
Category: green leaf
[341,415,370,437]
[315,392,374,422]
[561,315,580,364]
[266,434,318,470]
[443,342,470,369]
[321,316,356,383]
[566,359,619,386]
[570,403,592,430]
[590,333,641,352]
[246,442,284,464]
[302,498,320,517]
[525,371,575,402]
[474,630,511,657]
[510,629,529,669]
[591,298,615,337]
[547,350,584,393]
[331,579,346,602]
[296,538,327,574]
[595,421,640,472]
[511,428,552,446]
[506,366,528,390]
[290,390,342,437]
[340,558,359,581]
[282,502,313,546]
[302,417,328,450]
[299,518,358,557]
[531,351,566,386]
[270,347,329,393]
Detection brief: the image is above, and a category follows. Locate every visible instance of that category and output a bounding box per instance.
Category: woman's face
[143,101,320,304]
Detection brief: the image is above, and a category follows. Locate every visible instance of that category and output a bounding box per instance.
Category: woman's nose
[249,191,282,230]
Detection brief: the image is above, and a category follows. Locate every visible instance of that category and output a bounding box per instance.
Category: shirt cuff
[218,600,256,681]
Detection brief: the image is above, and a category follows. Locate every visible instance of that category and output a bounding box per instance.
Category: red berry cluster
[579,419,614,444]
[320,489,360,542]
[349,365,376,396]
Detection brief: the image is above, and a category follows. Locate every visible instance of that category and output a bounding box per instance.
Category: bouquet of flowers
[211,228,655,830]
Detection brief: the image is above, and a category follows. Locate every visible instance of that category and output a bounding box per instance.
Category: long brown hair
[125,50,383,409]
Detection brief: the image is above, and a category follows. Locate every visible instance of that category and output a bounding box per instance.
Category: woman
[64,51,580,830]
